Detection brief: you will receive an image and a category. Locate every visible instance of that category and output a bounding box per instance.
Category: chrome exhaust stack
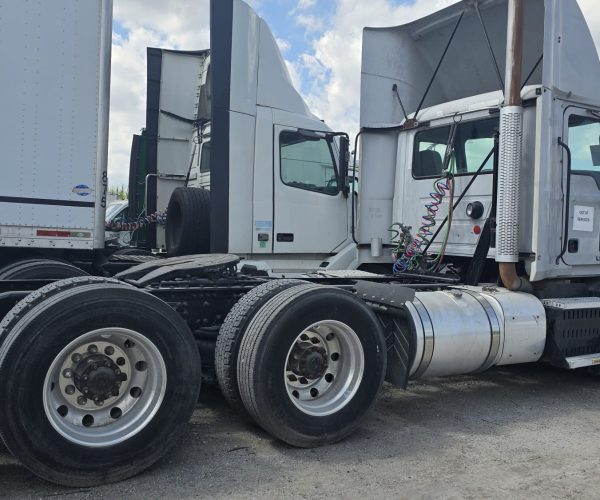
[496,0,531,291]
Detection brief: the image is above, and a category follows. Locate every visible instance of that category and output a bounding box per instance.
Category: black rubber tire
[215,279,308,415]
[0,282,201,487]
[0,259,89,279]
[0,276,122,346]
[0,276,121,452]
[166,187,210,256]
[237,285,387,448]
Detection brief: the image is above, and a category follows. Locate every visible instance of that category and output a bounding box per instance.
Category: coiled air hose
[105,209,168,232]
[392,118,460,274]
[392,166,455,273]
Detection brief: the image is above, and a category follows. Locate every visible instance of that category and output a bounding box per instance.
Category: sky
[108,0,600,188]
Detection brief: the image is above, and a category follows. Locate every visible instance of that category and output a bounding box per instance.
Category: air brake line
[393,121,459,273]
[422,146,495,255]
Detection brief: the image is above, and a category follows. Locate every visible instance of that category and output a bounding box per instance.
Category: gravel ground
[2,363,599,499]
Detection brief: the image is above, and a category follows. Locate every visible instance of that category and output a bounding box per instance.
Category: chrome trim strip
[410,298,435,379]
[462,290,501,372]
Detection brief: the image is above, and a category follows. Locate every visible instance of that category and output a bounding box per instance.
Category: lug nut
[62,369,73,378]
[105,361,111,367]
[83,387,89,394]
[71,353,82,363]
[115,368,121,375]
[95,400,104,407]
[88,344,98,354]
[65,385,76,395]
[77,396,88,405]
[104,346,115,356]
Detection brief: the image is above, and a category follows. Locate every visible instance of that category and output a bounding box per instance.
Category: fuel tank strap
[410,298,435,379]
[461,289,501,372]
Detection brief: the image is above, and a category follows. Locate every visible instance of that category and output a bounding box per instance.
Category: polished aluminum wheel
[284,320,364,417]
[43,328,167,447]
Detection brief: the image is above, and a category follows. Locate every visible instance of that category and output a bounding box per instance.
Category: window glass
[414,126,450,178]
[413,117,497,178]
[280,131,338,195]
[465,137,494,173]
[568,115,600,172]
[199,142,211,173]
[114,207,128,223]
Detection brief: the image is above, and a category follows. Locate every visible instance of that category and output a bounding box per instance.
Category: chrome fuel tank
[406,287,546,379]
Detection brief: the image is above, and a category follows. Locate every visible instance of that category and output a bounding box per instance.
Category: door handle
[277,233,294,242]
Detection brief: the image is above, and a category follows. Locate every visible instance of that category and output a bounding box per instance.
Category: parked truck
[126,43,358,272]
[2,0,600,490]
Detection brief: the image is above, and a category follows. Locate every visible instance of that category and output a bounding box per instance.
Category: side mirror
[339,135,350,197]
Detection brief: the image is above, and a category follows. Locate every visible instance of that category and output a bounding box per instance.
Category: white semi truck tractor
[2,0,600,489]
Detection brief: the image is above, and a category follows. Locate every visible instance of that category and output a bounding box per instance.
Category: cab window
[413,117,497,178]
[199,142,211,173]
[280,131,339,195]
[568,114,600,173]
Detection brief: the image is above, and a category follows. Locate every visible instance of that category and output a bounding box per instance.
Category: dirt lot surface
[2,363,599,499]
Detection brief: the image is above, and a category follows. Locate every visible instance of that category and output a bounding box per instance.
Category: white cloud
[276,37,291,53]
[108,0,600,188]
[295,13,325,33]
[291,0,317,14]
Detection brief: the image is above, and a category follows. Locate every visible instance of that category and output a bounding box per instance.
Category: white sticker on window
[573,205,594,232]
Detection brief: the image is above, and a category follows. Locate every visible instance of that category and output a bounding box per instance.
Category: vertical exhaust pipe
[496,0,531,292]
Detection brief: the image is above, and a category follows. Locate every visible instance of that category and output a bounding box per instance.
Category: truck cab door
[273,125,348,253]
[561,107,600,267]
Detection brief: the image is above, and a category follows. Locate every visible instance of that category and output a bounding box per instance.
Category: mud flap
[354,281,415,388]
[376,313,414,388]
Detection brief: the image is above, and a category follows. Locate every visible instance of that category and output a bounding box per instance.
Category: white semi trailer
[0,0,112,278]
[2,0,600,490]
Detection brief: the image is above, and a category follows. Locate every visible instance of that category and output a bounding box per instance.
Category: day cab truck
[2,0,600,489]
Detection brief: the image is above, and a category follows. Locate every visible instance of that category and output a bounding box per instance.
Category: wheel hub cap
[284,321,365,417]
[289,343,328,379]
[73,354,122,401]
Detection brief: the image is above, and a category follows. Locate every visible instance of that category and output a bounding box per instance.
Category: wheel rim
[43,328,167,448]
[284,320,364,417]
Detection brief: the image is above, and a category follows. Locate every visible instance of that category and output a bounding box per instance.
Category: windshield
[105,202,127,221]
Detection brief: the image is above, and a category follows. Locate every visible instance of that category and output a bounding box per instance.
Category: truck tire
[0,276,122,453]
[0,276,122,347]
[0,259,89,279]
[215,279,308,415]
[237,285,387,448]
[0,282,201,487]
[166,187,210,256]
